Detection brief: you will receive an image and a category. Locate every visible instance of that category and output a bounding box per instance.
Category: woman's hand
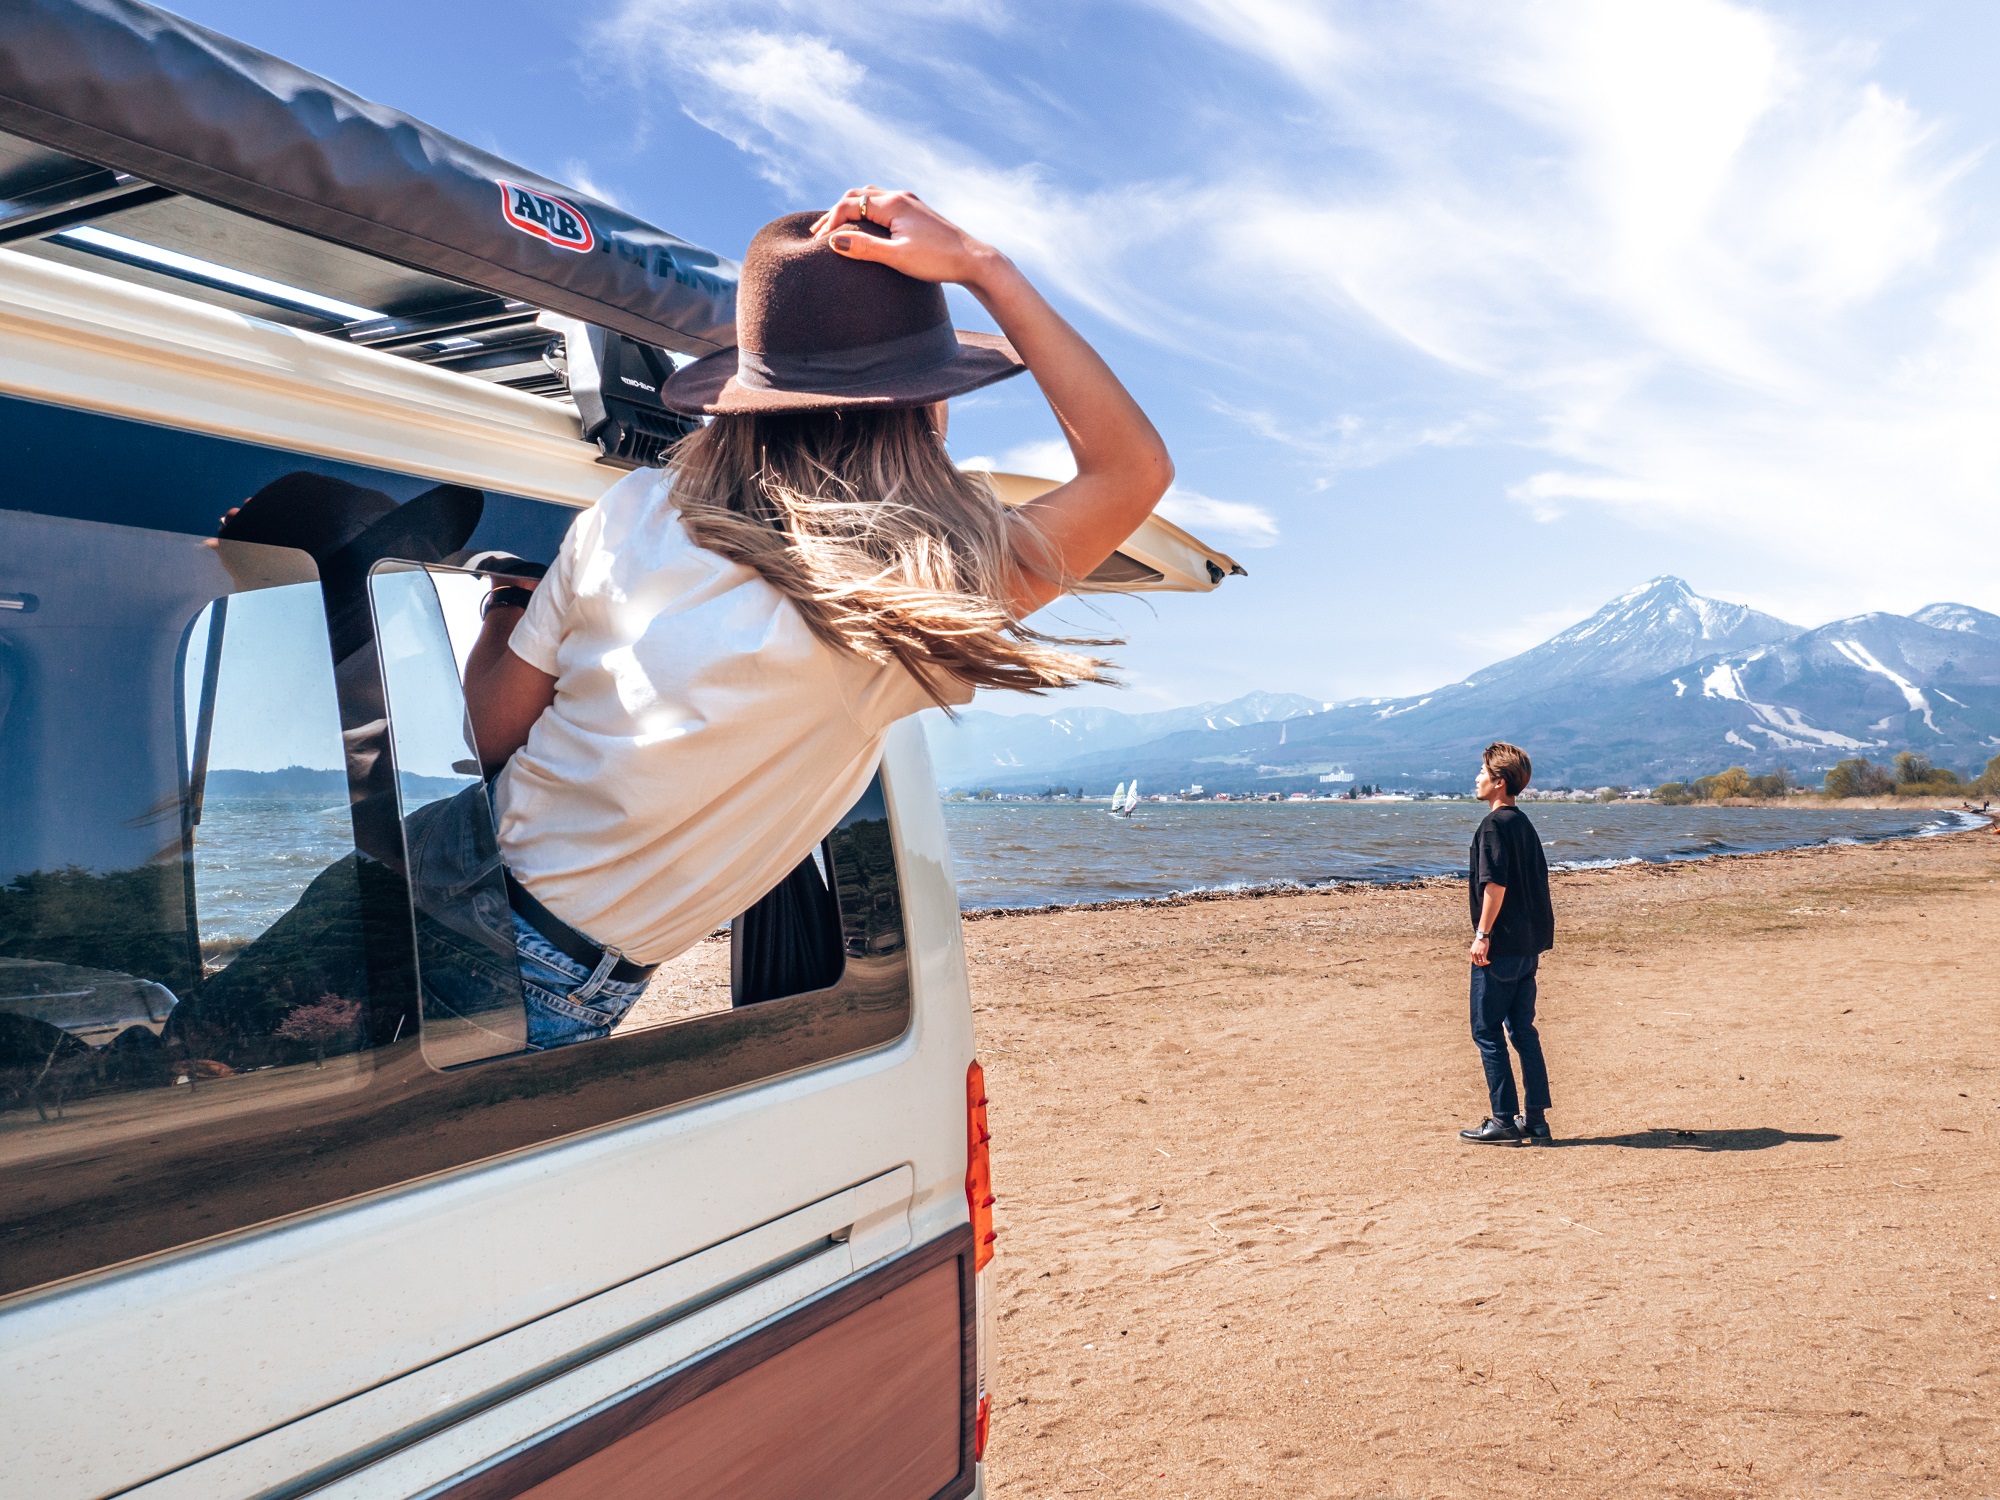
[812,186,1174,619]
[811,188,1002,290]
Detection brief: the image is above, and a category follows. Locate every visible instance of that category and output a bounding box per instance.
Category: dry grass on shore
[972,820,2000,1499]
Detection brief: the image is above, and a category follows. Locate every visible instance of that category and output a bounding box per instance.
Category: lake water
[190,795,1979,944]
[936,800,1980,911]
[193,798,356,951]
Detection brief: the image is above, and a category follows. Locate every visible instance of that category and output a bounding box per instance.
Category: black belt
[505,870,657,984]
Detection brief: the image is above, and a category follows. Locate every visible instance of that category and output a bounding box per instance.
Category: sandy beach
[971,820,2000,1498]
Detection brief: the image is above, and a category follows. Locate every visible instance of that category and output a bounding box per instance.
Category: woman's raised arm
[813,189,1174,616]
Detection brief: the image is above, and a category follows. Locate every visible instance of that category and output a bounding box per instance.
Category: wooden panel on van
[445,1227,976,1500]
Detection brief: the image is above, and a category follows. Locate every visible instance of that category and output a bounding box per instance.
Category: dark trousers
[1469,954,1551,1119]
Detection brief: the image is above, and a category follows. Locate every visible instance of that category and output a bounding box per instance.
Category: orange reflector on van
[966,1060,995,1271]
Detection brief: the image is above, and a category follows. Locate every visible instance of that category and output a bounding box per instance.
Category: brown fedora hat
[661,211,1027,415]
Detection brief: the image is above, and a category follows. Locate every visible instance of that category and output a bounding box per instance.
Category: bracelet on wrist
[481,585,535,618]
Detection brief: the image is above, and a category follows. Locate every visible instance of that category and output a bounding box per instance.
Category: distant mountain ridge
[926,579,2000,792]
[207,766,468,801]
[924,691,1326,786]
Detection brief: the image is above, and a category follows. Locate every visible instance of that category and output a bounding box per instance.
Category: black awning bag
[0,0,737,354]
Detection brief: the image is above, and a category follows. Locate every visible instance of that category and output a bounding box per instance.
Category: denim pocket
[513,912,644,1050]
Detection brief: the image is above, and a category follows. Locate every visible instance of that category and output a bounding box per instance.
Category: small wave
[1662,839,1736,859]
[1915,810,1988,838]
[1551,855,1644,872]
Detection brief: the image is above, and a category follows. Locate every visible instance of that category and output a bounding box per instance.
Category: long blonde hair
[667,408,1115,706]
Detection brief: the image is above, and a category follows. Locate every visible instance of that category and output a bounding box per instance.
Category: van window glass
[0,510,380,1142]
[369,562,527,1068]
[369,563,908,1064]
[181,586,352,975]
[0,405,912,1300]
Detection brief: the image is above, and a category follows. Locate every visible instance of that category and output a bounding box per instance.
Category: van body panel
[2,718,973,1500]
[0,250,1234,587]
[499,1258,962,1500]
[116,1173,919,1500]
[3,1057,929,1497]
[428,1228,974,1500]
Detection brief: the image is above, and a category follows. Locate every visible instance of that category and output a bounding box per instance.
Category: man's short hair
[1483,741,1532,797]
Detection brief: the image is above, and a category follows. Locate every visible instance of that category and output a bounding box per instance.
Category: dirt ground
[969,823,2000,1499]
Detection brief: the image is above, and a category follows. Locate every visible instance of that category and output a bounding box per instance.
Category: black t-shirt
[1469,805,1555,957]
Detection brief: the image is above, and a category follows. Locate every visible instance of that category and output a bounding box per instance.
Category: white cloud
[960,437,1076,480]
[1506,469,1678,523]
[1156,486,1281,546]
[1147,0,1350,84]
[961,442,1275,545]
[1211,399,1478,479]
[590,2,1179,334]
[592,0,2000,620]
[1165,0,1997,605]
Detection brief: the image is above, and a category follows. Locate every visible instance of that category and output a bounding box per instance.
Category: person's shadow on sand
[1557,1127,1840,1152]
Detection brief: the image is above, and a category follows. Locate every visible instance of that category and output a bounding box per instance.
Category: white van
[0,6,1238,1497]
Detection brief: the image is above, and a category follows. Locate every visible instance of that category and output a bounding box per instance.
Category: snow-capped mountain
[1471,577,1799,688]
[1648,613,2000,762]
[1911,602,2000,637]
[932,580,2000,792]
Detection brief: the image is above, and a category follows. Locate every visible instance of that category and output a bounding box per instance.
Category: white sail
[1111,781,1126,806]
[1123,781,1140,812]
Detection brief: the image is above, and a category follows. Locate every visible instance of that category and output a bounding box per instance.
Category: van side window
[0,408,915,1301]
[367,562,910,1064]
[0,512,378,1134]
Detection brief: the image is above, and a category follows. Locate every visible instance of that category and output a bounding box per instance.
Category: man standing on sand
[1459,742,1557,1147]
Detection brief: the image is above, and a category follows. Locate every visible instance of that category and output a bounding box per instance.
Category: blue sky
[173,1,2000,714]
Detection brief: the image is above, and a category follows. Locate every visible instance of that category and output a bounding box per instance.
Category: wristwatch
[1473,928,1490,940]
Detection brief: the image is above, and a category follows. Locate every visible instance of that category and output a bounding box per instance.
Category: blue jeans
[404,785,645,1052]
[510,910,646,1048]
[1469,954,1551,1120]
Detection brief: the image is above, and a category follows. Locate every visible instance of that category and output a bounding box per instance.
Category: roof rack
[0,0,737,467]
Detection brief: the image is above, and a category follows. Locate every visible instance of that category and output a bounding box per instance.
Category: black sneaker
[1459,1117,1524,1145]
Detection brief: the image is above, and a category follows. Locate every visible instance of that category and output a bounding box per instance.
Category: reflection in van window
[0,509,379,1122]
[182,585,351,972]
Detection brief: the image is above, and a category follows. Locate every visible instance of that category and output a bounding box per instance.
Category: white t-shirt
[493,467,973,967]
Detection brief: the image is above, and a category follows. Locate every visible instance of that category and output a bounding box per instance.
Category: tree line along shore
[1655,750,2000,805]
[944,751,2000,806]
